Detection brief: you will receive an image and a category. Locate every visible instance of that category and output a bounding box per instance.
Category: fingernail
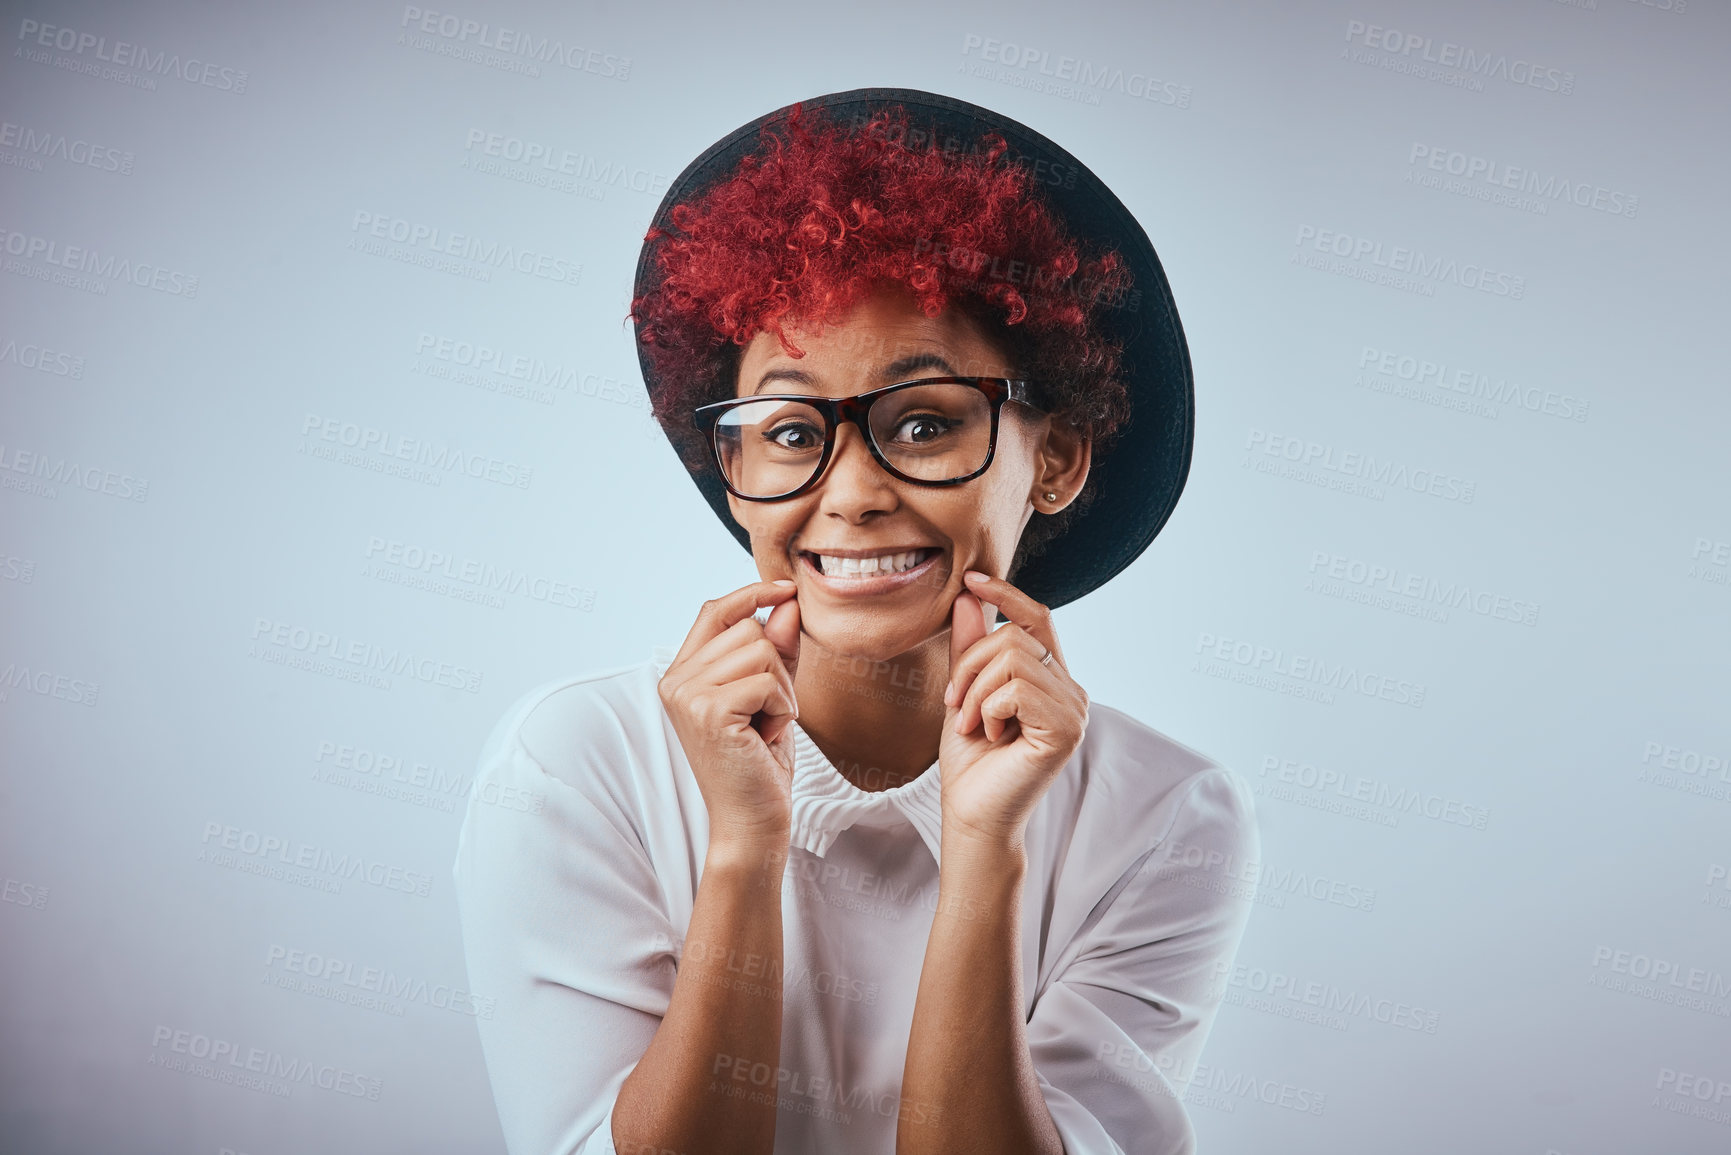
[963,571,988,584]
[772,579,795,588]
[943,680,955,706]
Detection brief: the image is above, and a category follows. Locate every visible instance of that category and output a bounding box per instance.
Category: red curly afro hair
[631,103,1135,559]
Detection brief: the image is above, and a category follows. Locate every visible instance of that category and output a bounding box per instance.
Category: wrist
[704,823,791,882]
[940,814,1029,862]
[939,820,1028,882]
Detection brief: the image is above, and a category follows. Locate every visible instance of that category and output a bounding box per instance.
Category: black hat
[633,88,1193,610]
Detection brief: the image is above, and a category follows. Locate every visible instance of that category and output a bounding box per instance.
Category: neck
[792,630,950,792]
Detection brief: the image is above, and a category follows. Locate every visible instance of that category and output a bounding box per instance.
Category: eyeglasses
[693,376,1042,501]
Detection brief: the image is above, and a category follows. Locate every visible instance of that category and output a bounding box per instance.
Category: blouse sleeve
[1026,766,1260,1155]
[453,703,677,1155]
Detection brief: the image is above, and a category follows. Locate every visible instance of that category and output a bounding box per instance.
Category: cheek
[737,507,803,568]
[980,445,1038,524]
[945,480,1032,565]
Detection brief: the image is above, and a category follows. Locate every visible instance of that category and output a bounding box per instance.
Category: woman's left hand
[938,570,1089,849]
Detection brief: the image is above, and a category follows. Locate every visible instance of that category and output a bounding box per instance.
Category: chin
[801,609,943,666]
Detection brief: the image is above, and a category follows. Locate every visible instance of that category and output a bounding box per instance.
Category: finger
[961,571,1063,666]
[980,680,1028,744]
[980,678,1072,746]
[695,636,800,719]
[718,671,798,735]
[762,596,802,681]
[759,702,797,746]
[740,668,799,730]
[947,623,1046,715]
[954,646,1054,737]
[945,591,989,705]
[983,682,1017,744]
[673,580,797,666]
[674,668,796,753]
[687,615,776,673]
[692,658,792,730]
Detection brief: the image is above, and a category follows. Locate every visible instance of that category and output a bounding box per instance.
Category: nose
[814,423,898,523]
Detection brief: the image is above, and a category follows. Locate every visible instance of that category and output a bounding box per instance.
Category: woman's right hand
[657,580,803,850]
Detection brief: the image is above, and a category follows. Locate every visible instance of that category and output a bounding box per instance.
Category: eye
[891,413,957,444]
[765,421,824,451]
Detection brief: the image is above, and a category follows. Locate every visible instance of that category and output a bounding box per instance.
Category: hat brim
[633,87,1193,610]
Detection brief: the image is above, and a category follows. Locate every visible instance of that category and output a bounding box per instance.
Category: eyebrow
[750,351,961,396]
[752,368,817,395]
[883,352,957,380]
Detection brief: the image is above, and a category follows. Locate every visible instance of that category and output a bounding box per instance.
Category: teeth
[814,550,926,578]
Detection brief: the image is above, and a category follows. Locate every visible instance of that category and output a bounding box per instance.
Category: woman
[454,89,1258,1155]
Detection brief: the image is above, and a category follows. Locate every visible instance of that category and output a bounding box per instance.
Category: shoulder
[457,658,682,887]
[1063,702,1259,858]
[1029,705,1261,966]
[475,658,670,797]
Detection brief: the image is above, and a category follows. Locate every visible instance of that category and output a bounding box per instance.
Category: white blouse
[453,655,1259,1155]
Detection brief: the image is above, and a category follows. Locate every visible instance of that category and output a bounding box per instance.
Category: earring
[1043,491,1058,503]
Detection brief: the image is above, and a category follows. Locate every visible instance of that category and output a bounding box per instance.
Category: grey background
[2,0,1727,1152]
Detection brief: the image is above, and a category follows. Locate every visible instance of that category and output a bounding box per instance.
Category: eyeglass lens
[712,382,995,498]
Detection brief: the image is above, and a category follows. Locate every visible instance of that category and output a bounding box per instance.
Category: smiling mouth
[799,548,941,579]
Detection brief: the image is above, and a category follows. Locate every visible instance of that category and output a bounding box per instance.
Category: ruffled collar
[787,722,944,864]
[652,647,944,863]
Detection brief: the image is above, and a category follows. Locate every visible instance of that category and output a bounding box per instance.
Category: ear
[1031,419,1091,514]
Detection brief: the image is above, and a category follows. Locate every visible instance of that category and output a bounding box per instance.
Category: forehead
[736,291,1011,396]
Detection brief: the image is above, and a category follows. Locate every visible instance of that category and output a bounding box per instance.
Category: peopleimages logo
[1689,536,1729,589]
[0,336,85,378]
[313,738,545,816]
[1194,630,1427,709]
[1653,1068,1731,1128]
[200,819,436,898]
[248,617,484,694]
[397,6,631,79]
[148,1025,380,1100]
[0,442,147,503]
[264,944,496,1019]
[1342,19,1575,94]
[1257,755,1491,830]
[0,227,199,297]
[1641,740,1729,782]
[16,18,249,92]
[1153,837,1378,912]
[1222,962,1441,1033]
[0,120,133,174]
[709,1054,937,1126]
[958,34,1192,108]
[300,413,533,490]
[1638,738,1731,805]
[0,660,100,706]
[1589,945,1731,1009]
[348,211,581,286]
[1357,345,1589,423]
[1244,428,1477,504]
[365,536,595,612]
[1407,144,1636,219]
[1293,225,1526,300]
[1,874,48,910]
[413,332,649,413]
[461,130,667,197]
[1093,1045,1329,1116]
[1307,550,1540,627]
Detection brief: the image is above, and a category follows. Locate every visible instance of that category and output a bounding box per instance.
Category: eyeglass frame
[691,376,1044,502]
